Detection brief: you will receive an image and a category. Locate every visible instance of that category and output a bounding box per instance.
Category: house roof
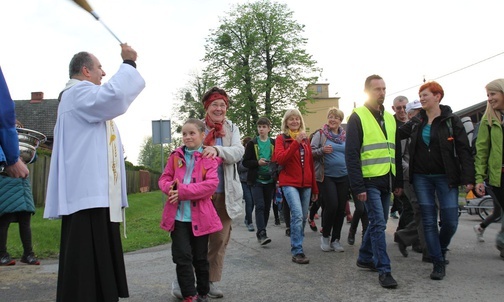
[14,99,58,138]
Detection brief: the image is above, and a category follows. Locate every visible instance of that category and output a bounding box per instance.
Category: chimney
[30,92,44,104]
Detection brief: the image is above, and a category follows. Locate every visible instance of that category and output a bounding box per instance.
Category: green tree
[203,0,321,137]
[137,136,181,173]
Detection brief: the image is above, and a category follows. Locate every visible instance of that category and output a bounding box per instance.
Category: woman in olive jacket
[474,78,504,258]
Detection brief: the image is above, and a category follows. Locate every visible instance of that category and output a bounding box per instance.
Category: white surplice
[44,64,145,222]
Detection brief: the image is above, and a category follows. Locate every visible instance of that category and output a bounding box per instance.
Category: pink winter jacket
[159,147,223,236]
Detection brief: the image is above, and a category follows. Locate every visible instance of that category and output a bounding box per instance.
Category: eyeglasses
[395,106,407,110]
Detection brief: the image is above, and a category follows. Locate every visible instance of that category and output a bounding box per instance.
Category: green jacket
[475,117,503,187]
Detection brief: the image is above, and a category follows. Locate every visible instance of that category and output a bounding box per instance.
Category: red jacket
[274,134,318,194]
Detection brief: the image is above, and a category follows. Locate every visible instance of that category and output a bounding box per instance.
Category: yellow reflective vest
[354,106,396,178]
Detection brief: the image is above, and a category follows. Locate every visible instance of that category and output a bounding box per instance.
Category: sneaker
[196,295,209,302]
[356,260,378,272]
[183,296,196,302]
[473,224,485,242]
[430,262,446,280]
[330,239,344,252]
[247,224,255,232]
[285,228,290,237]
[20,252,40,265]
[320,236,332,252]
[292,253,310,264]
[390,212,399,219]
[308,219,318,232]
[275,218,281,226]
[0,253,15,266]
[379,272,398,288]
[208,282,223,298]
[258,231,272,246]
[171,280,183,299]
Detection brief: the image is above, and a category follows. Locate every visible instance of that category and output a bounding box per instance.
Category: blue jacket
[0,66,20,167]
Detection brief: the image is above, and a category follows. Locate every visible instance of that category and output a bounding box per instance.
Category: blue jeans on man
[358,186,391,274]
[413,174,458,263]
[281,186,311,255]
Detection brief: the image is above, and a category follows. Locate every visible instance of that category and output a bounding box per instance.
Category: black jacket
[398,104,475,186]
[242,137,276,185]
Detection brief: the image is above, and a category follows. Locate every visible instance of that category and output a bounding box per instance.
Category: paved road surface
[1,202,502,302]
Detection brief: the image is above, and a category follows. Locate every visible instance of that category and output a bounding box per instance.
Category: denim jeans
[358,187,391,274]
[251,182,275,236]
[413,174,459,263]
[281,186,311,256]
[242,182,254,225]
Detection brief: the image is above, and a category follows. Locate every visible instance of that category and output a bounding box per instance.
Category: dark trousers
[171,221,210,298]
[321,176,349,241]
[0,212,33,255]
[251,182,275,236]
[397,192,414,231]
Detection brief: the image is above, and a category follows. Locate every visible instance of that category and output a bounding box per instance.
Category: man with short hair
[44,44,145,301]
[390,96,409,221]
[346,74,402,288]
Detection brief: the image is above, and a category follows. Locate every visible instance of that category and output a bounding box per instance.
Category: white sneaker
[320,236,332,252]
[330,239,345,252]
[171,280,182,299]
[473,224,485,242]
[208,282,224,298]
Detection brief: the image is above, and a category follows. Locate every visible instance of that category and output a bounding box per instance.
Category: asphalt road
[1,202,503,302]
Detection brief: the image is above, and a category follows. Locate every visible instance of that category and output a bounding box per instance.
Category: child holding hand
[159,118,222,302]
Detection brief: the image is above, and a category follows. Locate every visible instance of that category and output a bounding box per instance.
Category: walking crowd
[2,44,504,302]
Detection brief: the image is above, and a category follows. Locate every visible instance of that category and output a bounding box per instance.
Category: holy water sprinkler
[72,0,123,44]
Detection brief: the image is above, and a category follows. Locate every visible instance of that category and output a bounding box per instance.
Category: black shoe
[285,228,290,237]
[356,260,378,272]
[258,235,271,246]
[348,228,356,246]
[292,253,309,264]
[275,218,280,226]
[430,262,446,280]
[379,272,398,288]
[20,252,40,265]
[308,219,318,232]
[0,253,15,266]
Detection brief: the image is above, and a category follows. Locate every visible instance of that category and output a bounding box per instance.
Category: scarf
[322,124,346,144]
[63,79,125,228]
[204,115,226,146]
[288,129,300,140]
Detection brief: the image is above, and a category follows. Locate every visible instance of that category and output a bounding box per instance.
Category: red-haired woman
[399,81,474,280]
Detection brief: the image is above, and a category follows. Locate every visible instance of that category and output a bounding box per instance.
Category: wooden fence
[27,155,160,207]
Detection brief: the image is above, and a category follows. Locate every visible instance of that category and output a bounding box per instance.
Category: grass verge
[6,191,170,259]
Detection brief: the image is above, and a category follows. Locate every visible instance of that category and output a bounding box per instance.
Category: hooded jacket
[159,147,223,236]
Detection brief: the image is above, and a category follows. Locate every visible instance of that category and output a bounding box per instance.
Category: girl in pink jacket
[159,118,222,302]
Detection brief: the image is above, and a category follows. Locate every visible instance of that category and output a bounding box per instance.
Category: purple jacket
[159,147,222,236]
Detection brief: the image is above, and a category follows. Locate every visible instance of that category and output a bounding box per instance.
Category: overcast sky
[2,0,504,165]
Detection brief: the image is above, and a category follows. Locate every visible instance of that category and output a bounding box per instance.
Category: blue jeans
[358,187,391,274]
[281,186,311,256]
[242,182,254,225]
[251,182,275,236]
[413,174,459,263]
